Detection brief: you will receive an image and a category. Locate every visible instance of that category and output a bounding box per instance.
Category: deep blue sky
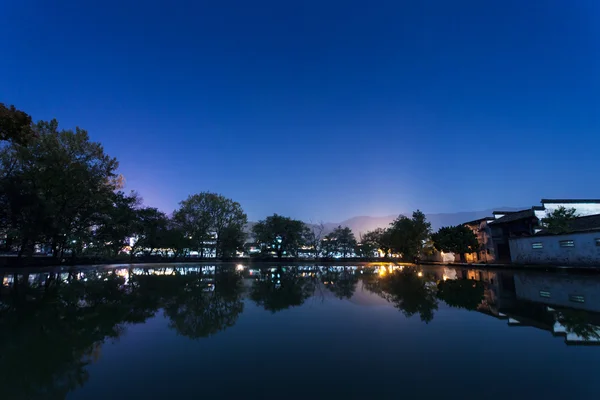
[2,0,599,222]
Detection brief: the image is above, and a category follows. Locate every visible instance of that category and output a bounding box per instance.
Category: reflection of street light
[236,264,245,272]
[417,271,423,277]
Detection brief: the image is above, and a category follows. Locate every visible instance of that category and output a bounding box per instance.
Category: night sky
[2,1,599,222]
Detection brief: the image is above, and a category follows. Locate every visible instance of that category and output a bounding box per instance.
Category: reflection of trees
[321,268,359,299]
[364,268,438,323]
[0,270,157,399]
[0,266,245,398]
[163,267,244,339]
[250,267,315,312]
[556,309,600,341]
[437,279,485,311]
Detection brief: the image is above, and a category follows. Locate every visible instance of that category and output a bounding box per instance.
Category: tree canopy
[431,225,479,261]
[323,226,357,258]
[541,206,578,234]
[387,210,431,261]
[252,214,308,258]
[0,103,36,145]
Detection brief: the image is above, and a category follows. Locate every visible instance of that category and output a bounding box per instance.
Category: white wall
[509,232,600,266]
[535,201,600,221]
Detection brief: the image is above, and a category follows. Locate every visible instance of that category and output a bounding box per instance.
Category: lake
[1,263,599,399]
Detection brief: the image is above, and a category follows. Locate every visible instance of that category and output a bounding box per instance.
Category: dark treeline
[1,103,482,265]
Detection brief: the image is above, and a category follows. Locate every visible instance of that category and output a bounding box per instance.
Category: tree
[541,206,578,234]
[431,225,479,262]
[0,119,120,258]
[0,103,35,145]
[359,228,388,258]
[93,191,141,257]
[218,225,246,258]
[173,194,214,258]
[174,192,246,258]
[303,222,325,258]
[131,208,170,256]
[388,210,431,261]
[252,214,308,258]
[323,226,357,258]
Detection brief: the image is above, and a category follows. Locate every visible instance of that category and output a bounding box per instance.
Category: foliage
[359,227,393,258]
[322,226,357,258]
[93,191,141,256]
[174,192,247,258]
[173,193,214,257]
[0,119,119,257]
[0,103,35,145]
[252,214,308,258]
[387,210,431,260]
[130,207,170,256]
[541,206,578,234]
[431,225,479,260]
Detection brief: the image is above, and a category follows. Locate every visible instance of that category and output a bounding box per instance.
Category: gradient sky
[2,0,599,222]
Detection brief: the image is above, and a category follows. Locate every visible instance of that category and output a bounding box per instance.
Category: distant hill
[321,207,525,237]
[245,207,525,239]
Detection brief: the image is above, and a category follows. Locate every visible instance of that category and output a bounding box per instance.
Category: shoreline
[1,257,599,274]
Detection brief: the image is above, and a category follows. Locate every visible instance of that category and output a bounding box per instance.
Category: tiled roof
[541,199,600,204]
[489,209,536,225]
[537,213,600,235]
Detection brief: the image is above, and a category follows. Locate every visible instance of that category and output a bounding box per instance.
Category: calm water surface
[1,263,599,399]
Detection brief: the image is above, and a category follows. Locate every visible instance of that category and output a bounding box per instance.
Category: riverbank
[1,255,599,273]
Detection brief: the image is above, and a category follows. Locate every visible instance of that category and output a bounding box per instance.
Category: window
[532,242,543,249]
[559,240,575,248]
[569,294,585,303]
[539,290,551,298]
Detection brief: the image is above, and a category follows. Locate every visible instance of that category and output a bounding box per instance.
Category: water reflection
[364,267,438,323]
[2,263,600,398]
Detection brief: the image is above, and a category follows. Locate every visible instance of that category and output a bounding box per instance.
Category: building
[533,199,600,226]
[509,214,600,266]
[462,217,496,263]
[489,209,539,262]
[487,199,600,263]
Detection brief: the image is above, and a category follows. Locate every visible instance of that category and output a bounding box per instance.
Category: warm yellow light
[236,264,245,272]
[417,271,423,277]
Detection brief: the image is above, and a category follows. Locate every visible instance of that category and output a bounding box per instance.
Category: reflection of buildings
[448,267,600,345]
